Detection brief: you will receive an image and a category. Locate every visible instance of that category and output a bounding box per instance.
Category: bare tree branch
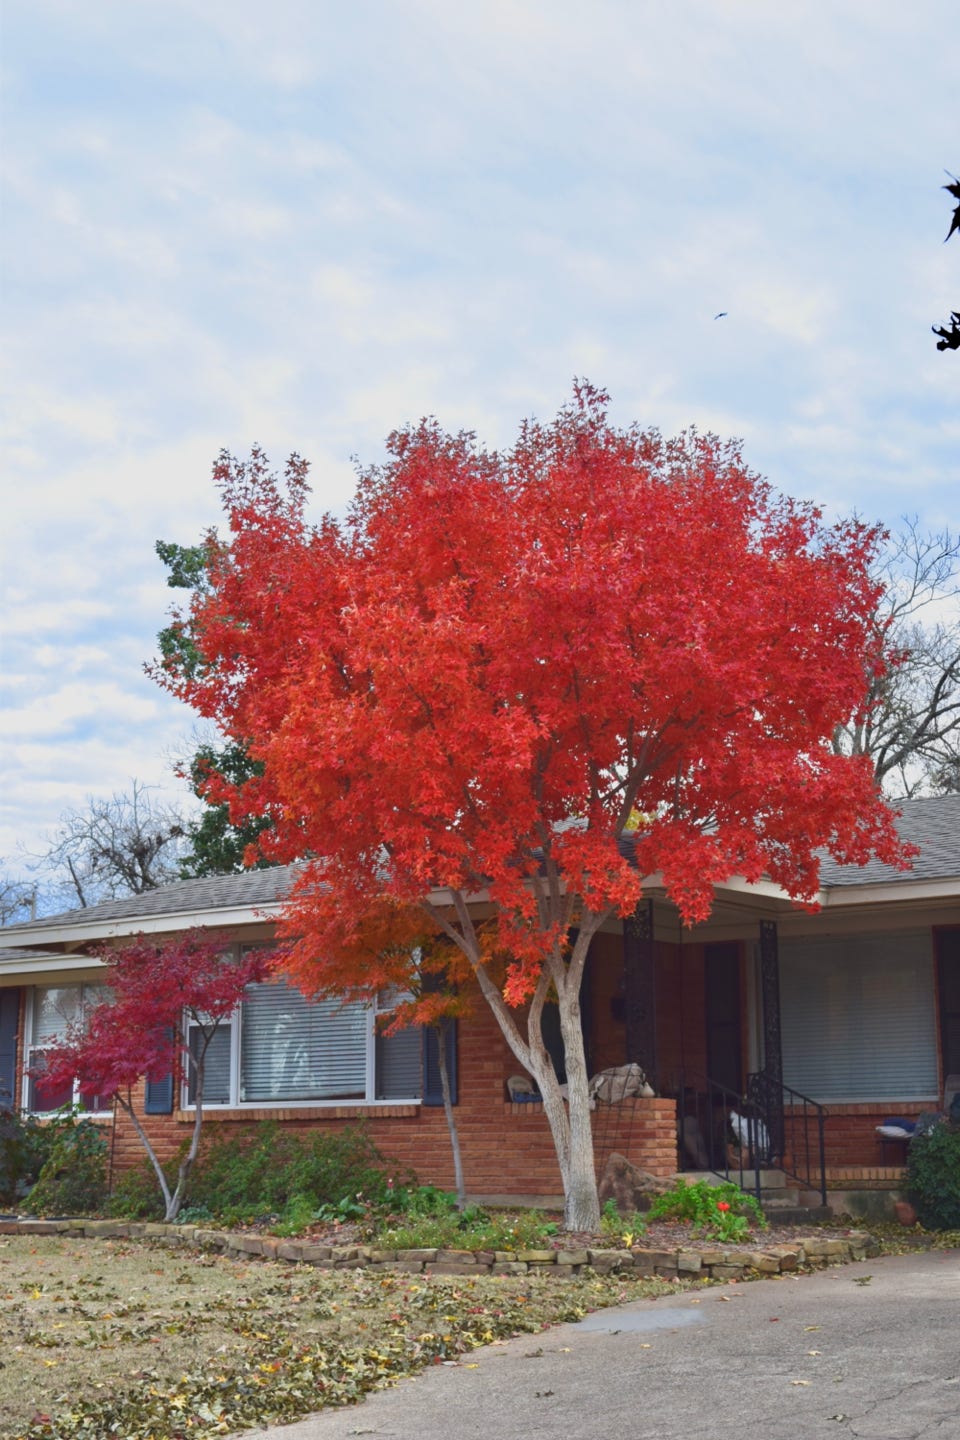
[32,781,190,910]
[833,519,960,796]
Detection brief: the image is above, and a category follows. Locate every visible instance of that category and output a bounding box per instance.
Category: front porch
[580,895,958,1204]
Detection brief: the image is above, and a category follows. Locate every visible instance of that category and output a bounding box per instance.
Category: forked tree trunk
[115,1031,213,1222]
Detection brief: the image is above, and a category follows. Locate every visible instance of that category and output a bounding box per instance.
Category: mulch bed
[273,1214,864,1254]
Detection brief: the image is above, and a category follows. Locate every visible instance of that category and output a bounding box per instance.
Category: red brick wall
[103,990,678,1201]
[785,1100,938,1170]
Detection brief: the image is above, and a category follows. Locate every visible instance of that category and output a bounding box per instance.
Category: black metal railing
[747,1072,828,1207]
[669,1070,764,1200]
[668,1068,828,1206]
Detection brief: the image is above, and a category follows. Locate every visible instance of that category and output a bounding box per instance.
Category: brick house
[1,794,957,1205]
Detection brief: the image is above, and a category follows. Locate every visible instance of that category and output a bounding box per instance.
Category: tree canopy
[156,539,277,875]
[156,385,910,1227]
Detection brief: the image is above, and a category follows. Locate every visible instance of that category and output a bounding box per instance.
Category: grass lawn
[1,1234,686,1439]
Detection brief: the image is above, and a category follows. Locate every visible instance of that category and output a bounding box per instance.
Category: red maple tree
[39,932,270,1220]
[157,384,909,1229]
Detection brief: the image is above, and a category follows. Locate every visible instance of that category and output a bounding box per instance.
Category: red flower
[717,1201,731,1212]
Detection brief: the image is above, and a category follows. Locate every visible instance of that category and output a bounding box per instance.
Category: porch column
[759,919,783,1090]
[756,918,784,1161]
[623,898,657,1080]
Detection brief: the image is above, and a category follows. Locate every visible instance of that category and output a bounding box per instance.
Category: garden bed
[2,1213,882,1281]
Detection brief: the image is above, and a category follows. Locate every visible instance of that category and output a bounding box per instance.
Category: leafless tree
[34,782,190,910]
[833,520,960,797]
[0,870,37,926]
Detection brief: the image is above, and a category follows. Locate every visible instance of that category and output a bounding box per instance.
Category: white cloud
[1,0,958,862]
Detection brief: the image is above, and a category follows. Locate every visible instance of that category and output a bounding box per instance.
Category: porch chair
[875,1076,960,1162]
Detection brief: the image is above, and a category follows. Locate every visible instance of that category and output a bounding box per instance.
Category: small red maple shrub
[156,384,909,1229]
[39,931,270,1219]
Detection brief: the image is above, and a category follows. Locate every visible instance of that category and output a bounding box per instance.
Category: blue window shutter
[144,1028,175,1114]
[0,989,20,1108]
[422,1019,457,1107]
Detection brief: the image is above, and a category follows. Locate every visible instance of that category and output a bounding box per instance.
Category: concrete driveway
[243,1249,959,1440]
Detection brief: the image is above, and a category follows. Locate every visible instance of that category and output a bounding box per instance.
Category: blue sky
[1,0,958,866]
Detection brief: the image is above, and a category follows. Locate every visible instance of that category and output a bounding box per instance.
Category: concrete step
[759,1203,834,1226]
[682,1169,787,1192]
[762,1189,802,1208]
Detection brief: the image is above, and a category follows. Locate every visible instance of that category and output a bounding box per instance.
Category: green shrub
[647,1176,766,1242]
[390,1184,460,1217]
[23,1116,107,1215]
[378,1203,558,1252]
[106,1160,167,1219]
[184,1121,412,1222]
[0,1109,59,1206]
[907,1121,960,1230]
[600,1197,646,1240]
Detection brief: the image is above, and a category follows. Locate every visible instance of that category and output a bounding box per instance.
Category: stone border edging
[0,1217,881,1282]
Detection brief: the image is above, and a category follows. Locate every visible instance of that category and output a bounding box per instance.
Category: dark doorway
[936,928,960,1083]
[704,942,742,1096]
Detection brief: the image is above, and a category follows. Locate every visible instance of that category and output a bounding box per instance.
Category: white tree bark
[429,895,606,1232]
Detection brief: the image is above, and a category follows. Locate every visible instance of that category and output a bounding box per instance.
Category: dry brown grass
[0,1234,679,1439]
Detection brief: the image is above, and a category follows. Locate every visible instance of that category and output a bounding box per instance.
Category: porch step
[761,1188,802,1209]
[759,1203,834,1226]
[682,1169,787,1192]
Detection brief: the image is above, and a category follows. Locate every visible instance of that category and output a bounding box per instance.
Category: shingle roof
[818,794,960,887]
[0,865,297,933]
[1,796,956,939]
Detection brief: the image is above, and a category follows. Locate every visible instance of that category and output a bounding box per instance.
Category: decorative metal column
[759,919,783,1089]
[623,898,657,1080]
[751,918,784,1163]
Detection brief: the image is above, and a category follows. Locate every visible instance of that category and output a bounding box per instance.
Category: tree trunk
[557,989,600,1231]
[116,1092,174,1218]
[435,1023,465,1208]
[527,1019,600,1232]
[432,894,604,1232]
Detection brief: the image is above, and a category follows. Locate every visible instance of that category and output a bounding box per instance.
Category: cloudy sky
[1,0,958,871]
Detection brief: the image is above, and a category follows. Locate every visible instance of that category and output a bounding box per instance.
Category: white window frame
[179,968,421,1111]
[23,982,112,1116]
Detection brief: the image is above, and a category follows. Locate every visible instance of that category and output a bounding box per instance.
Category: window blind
[240,980,367,1102]
[187,1024,233,1105]
[779,930,938,1102]
[376,1025,422,1100]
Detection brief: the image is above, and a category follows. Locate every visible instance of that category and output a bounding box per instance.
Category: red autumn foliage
[154,384,911,1227]
[39,932,271,1220]
[40,931,270,1104]
[159,385,908,977]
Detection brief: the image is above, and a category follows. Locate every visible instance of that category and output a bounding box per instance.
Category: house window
[25,983,110,1113]
[779,929,939,1103]
[182,976,424,1108]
